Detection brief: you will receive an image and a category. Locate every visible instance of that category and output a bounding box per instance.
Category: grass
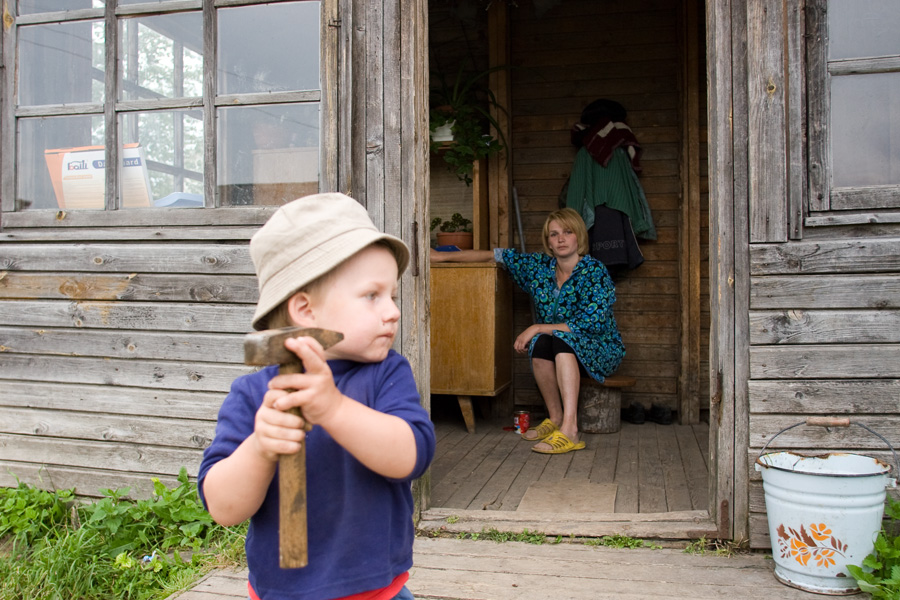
[454,527,551,544]
[0,468,246,600]
[430,521,661,550]
[682,535,749,557]
[585,534,662,550]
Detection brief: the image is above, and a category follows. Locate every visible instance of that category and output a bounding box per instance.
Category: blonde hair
[541,208,589,256]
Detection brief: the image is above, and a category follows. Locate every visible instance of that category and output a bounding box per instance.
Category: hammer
[244,326,344,569]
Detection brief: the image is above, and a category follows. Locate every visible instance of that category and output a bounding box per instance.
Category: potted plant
[430,213,473,249]
[430,65,508,186]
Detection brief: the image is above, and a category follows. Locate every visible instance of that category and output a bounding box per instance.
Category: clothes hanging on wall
[566,145,657,240]
[589,205,644,277]
[571,117,643,173]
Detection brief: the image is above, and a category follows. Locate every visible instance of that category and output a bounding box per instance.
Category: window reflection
[218,104,319,206]
[118,0,180,5]
[831,72,900,188]
[18,21,104,106]
[218,2,320,95]
[18,115,105,211]
[18,0,102,14]
[119,13,203,102]
[120,110,205,208]
[828,0,900,61]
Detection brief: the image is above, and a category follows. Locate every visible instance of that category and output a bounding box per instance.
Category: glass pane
[831,72,900,187]
[118,0,181,4]
[217,104,319,207]
[18,115,105,211]
[18,0,102,14]
[18,21,104,106]
[218,2,320,95]
[119,13,203,101]
[120,110,205,208]
[829,0,900,60]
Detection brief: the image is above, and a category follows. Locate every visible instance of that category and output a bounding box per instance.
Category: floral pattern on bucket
[776,522,848,568]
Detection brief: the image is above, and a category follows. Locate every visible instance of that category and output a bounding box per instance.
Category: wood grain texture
[430,263,512,396]
[171,535,823,600]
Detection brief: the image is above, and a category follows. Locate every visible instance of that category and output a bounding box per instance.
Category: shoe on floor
[621,402,645,424]
[531,431,586,454]
[649,404,674,425]
[521,418,558,441]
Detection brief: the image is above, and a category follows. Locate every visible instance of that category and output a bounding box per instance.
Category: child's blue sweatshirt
[198,350,435,600]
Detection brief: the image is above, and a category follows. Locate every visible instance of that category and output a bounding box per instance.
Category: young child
[199,193,436,600]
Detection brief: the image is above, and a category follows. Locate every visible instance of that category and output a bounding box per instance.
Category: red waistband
[248,571,409,600]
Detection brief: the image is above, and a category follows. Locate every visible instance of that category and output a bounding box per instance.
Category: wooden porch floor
[428,415,710,514]
[171,538,823,600]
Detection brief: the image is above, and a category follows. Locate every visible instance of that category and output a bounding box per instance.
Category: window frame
[806,0,900,225]
[0,0,338,227]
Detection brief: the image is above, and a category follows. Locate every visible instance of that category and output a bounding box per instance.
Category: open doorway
[425,0,712,532]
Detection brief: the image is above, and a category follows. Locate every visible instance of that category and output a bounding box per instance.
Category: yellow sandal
[521,418,558,441]
[531,431,586,454]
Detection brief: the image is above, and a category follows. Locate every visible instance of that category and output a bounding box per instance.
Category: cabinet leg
[457,396,476,434]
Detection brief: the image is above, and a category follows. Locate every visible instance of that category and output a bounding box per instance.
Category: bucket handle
[757,417,900,480]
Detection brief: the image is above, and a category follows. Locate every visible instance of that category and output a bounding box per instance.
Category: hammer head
[244,327,344,366]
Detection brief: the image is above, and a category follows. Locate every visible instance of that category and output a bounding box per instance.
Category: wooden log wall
[508,0,709,416]
[746,235,900,547]
[0,217,262,498]
[728,0,900,547]
[698,16,711,422]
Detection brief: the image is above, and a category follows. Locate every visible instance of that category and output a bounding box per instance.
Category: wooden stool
[577,374,637,434]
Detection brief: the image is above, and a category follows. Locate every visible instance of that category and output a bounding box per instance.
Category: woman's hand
[514,323,572,354]
[514,325,542,353]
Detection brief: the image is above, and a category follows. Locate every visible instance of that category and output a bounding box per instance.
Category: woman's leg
[530,337,583,450]
[553,352,581,442]
[532,357,563,426]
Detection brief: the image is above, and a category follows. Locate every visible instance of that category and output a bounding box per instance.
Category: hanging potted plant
[430,213,473,249]
[429,65,508,186]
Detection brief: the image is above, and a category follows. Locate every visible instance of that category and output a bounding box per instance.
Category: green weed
[847,496,900,599]
[0,467,247,600]
[585,534,660,549]
[455,527,548,544]
[683,535,747,557]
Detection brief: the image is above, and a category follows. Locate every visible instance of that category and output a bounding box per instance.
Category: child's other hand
[252,390,307,462]
[269,336,346,429]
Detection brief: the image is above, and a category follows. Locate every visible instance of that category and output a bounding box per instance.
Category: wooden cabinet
[430,262,512,432]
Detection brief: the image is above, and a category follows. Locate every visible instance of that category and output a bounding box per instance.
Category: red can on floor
[514,411,530,435]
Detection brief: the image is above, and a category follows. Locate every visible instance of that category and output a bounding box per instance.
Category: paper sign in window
[44,144,153,209]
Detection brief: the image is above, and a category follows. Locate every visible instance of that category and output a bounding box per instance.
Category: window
[5,0,331,213]
[808,0,900,214]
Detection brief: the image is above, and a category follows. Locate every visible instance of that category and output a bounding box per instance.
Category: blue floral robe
[498,248,625,382]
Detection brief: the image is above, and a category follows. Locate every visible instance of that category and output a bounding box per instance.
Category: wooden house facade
[1,0,898,549]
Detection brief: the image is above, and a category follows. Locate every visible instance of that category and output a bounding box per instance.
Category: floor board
[430,416,710,514]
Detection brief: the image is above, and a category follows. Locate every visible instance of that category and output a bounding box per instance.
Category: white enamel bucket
[755,418,897,595]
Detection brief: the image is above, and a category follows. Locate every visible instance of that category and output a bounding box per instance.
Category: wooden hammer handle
[278,361,308,569]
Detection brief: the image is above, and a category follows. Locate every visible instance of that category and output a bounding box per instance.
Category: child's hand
[268,336,346,430]
[252,391,307,462]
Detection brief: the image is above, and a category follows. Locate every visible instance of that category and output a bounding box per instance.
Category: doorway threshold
[419,507,717,541]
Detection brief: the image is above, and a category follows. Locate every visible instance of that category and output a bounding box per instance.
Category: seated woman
[430,208,624,454]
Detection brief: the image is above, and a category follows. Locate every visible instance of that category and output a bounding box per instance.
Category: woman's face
[546,220,578,259]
